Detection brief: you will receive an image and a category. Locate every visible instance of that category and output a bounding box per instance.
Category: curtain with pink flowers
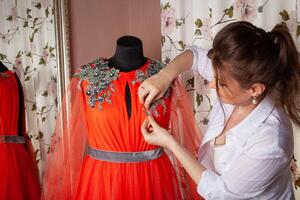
[0,0,57,174]
[160,0,300,196]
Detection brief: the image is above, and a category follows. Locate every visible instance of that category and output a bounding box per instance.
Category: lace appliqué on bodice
[74,58,171,116]
[131,60,171,117]
[74,58,120,110]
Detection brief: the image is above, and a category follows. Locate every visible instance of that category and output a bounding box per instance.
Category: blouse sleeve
[186,45,213,81]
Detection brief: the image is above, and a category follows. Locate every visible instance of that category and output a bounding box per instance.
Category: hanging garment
[0,70,41,200]
[42,58,202,200]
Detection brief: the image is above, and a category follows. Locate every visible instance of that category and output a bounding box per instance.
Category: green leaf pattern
[0,0,57,171]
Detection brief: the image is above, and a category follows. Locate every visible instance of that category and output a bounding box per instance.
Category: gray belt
[0,135,25,144]
[86,146,164,163]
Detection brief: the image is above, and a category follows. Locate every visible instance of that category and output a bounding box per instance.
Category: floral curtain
[161,0,300,195]
[0,0,57,174]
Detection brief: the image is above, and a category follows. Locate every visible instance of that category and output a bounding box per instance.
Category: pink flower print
[15,56,23,69]
[161,7,176,36]
[234,0,258,22]
[194,72,210,95]
[41,0,50,8]
[200,18,212,39]
[11,7,18,21]
[42,49,50,63]
[30,42,37,51]
[47,80,57,96]
[14,57,23,78]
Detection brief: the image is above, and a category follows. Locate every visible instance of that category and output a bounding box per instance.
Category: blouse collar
[229,95,276,146]
[201,95,276,147]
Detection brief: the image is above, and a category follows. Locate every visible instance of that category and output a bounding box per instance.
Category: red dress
[0,71,41,200]
[75,59,182,200]
[43,58,202,200]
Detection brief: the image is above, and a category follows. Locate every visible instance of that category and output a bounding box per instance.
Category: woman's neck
[234,100,261,119]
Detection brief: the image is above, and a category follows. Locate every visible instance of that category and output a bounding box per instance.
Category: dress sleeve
[42,77,89,200]
[197,126,290,199]
[169,78,204,200]
[186,45,213,81]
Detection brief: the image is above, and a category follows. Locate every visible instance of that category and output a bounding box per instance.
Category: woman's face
[209,70,253,106]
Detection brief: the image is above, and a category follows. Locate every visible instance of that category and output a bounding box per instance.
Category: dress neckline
[108,57,149,73]
[116,58,150,75]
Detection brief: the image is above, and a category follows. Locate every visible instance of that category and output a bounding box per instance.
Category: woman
[139,21,300,199]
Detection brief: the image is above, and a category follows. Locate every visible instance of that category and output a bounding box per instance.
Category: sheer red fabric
[170,79,203,200]
[42,60,203,200]
[0,71,40,200]
[42,76,88,200]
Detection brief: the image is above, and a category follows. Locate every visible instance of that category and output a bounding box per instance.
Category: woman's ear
[249,83,265,97]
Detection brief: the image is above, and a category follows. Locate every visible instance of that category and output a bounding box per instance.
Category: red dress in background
[0,71,40,200]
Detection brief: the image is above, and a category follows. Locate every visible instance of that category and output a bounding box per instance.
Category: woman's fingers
[141,116,159,133]
[153,93,164,102]
[141,115,158,134]
[141,116,172,147]
[141,118,150,135]
[147,115,159,129]
[138,77,163,108]
[138,84,149,104]
[144,90,158,109]
[141,118,154,144]
[138,85,159,109]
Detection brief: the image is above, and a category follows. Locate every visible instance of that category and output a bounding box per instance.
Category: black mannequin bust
[108,35,147,118]
[0,61,9,72]
[0,60,23,136]
[108,35,147,72]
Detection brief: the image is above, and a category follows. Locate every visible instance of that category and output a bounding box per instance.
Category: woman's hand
[142,115,205,184]
[138,69,173,109]
[138,50,194,109]
[141,115,174,149]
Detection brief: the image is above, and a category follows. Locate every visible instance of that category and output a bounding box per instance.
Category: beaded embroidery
[74,58,171,116]
[74,58,120,110]
[132,60,171,117]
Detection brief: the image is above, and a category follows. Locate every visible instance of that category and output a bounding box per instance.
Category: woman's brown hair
[208,21,300,126]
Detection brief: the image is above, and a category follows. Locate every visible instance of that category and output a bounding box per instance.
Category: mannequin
[0,61,23,135]
[0,61,9,72]
[43,36,201,200]
[109,35,148,118]
[108,35,147,71]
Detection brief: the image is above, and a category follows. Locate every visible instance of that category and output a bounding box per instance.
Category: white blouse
[188,46,295,200]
